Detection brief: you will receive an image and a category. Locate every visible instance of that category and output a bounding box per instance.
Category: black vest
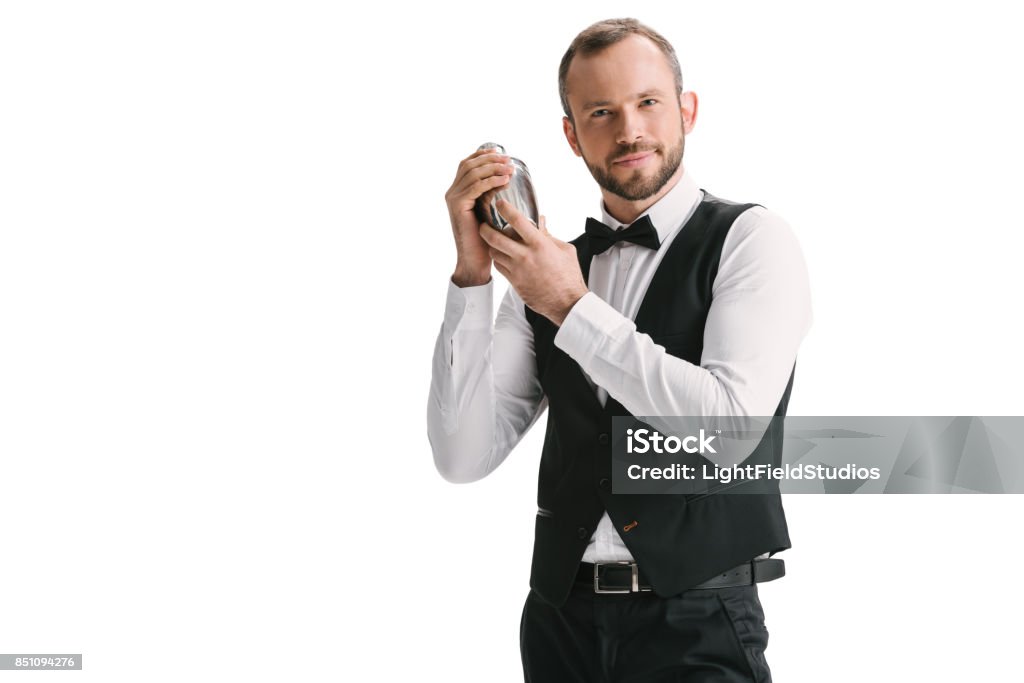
[524,192,795,607]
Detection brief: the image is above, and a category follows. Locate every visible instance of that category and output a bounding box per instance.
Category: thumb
[539,215,549,234]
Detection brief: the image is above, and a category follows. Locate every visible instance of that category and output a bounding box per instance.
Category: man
[427,17,812,682]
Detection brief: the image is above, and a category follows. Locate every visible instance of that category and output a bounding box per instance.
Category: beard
[582,127,685,201]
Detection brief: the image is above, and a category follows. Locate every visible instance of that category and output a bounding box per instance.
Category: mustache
[608,144,661,164]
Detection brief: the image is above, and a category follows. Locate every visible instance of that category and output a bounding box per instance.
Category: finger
[496,199,540,245]
[461,159,515,186]
[478,222,528,258]
[451,162,515,204]
[539,215,549,235]
[455,152,513,186]
[466,169,512,196]
[489,247,514,272]
[466,149,510,166]
[469,146,498,158]
[493,260,512,281]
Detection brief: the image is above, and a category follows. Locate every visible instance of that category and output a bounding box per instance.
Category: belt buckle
[593,561,649,594]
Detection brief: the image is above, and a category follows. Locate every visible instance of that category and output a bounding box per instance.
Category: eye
[591,109,610,118]
[641,99,658,106]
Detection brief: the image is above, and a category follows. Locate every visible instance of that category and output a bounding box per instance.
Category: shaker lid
[477,142,506,154]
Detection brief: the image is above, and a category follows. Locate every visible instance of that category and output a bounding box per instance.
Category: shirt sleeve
[427,278,547,483]
[552,206,813,419]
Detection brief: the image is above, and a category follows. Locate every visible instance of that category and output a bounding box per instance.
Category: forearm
[426,279,545,483]
[427,296,498,483]
[553,293,750,417]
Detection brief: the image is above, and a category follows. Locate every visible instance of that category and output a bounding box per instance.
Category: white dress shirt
[427,170,813,562]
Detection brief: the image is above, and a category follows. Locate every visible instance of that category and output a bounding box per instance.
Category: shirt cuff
[445,277,493,332]
[554,292,634,360]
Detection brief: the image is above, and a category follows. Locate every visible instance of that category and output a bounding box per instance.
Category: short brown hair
[558,18,683,122]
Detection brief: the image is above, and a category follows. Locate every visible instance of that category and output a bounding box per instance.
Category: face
[562,35,697,202]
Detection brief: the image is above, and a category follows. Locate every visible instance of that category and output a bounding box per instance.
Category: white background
[1,1,1022,681]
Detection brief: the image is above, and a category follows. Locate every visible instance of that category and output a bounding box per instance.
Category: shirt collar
[598,169,702,244]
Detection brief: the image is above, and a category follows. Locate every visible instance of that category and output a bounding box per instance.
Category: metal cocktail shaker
[474,142,539,240]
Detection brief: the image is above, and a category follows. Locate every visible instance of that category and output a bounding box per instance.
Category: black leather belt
[576,558,785,594]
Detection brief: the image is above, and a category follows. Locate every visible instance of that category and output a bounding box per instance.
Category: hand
[444,148,516,287]
[479,199,589,326]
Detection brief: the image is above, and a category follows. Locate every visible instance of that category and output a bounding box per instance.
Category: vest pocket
[684,477,766,503]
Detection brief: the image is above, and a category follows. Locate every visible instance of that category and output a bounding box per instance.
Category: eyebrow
[581,89,668,110]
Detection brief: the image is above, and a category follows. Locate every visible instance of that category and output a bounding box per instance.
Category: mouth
[612,151,656,168]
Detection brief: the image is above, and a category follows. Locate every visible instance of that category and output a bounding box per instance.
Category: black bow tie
[585,214,661,255]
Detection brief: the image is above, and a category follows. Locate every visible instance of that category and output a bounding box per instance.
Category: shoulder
[723,204,806,262]
[711,203,811,299]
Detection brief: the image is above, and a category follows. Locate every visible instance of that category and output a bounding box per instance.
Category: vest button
[577,527,589,539]
[597,433,610,445]
[599,478,611,491]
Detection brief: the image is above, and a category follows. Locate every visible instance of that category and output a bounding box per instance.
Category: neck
[602,164,685,225]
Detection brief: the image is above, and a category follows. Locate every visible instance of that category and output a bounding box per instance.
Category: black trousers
[520,583,772,682]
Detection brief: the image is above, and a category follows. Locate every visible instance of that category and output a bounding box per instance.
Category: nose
[616,107,644,146]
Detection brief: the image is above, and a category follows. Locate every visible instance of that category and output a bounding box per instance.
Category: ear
[680,91,698,135]
[563,116,582,157]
